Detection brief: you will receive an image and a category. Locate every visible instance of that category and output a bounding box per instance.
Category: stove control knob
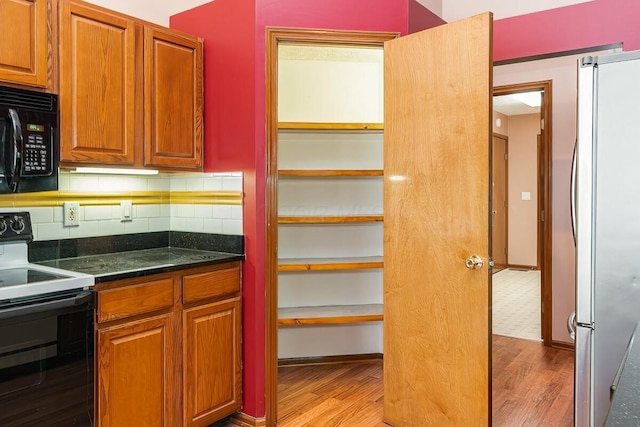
[10,216,25,234]
[0,220,6,235]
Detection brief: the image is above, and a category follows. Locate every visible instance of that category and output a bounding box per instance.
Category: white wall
[443,0,595,22]
[166,1,213,19]
[416,0,443,18]
[278,45,384,123]
[494,47,619,343]
[85,0,212,25]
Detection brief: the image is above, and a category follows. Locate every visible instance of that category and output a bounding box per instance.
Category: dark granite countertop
[31,232,244,283]
[606,323,640,425]
[36,247,243,283]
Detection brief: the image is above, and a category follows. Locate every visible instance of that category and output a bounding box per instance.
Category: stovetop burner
[0,267,69,288]
[0,212,95,301]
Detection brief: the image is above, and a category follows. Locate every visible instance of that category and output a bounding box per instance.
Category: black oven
[0,289,94,427]
[0,85,58,193]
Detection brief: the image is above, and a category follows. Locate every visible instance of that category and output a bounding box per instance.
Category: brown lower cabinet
[96,262,242,427]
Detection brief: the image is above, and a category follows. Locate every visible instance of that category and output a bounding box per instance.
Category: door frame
[493,81,552,347]
[492,133,509,268]
[265,27,399,426]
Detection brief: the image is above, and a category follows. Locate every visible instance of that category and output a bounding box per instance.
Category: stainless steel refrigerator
[571,50,640,427]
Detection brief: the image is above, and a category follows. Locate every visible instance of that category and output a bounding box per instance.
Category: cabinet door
[0,0,50,88]
[59,0,137,165]
[97,314,178,427]
[144,27,202,170]
[183,297,241,426]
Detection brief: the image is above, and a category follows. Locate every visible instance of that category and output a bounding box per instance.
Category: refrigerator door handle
[570,143,577,244]
[567,311,577,340]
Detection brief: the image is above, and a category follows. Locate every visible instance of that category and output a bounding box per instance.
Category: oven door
[0,289,94,427]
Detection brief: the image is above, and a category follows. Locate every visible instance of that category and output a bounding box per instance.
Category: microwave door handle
[7,108,23,192]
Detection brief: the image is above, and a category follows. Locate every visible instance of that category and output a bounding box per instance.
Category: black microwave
[0,85,58,193]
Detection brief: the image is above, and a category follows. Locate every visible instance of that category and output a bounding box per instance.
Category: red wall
[171,0,447,419]
[408,0,446,34]
[170,0,265,416]
[494,0,640,61]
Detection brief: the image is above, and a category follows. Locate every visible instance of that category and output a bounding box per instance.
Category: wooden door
[183,297,242,426]
[383,13,493,427]
[59,0,137,165]
[492,134,508,267]
[97,313,177,427]
[144,27,202,170]
[0,0,50,88]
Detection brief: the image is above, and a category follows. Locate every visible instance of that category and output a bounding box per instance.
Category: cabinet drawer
[98,278,174,323]
[183,267,240,304]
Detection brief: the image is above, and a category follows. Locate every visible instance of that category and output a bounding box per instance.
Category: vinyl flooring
[493,268,542,341]
[269,335,574,427]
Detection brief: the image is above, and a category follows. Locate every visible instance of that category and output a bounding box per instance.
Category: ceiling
[493,92,541,116]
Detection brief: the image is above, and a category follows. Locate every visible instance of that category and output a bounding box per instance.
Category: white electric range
[0,212,95,426]
[0,212,94,301]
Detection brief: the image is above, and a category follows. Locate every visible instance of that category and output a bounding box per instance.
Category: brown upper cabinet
[145,27,203,169]
[59,0,137,165]
[0,0,53,89]
[59,0,203,171]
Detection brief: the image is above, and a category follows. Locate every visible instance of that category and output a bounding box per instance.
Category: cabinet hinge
[504,200,508,208]
[540,118,545,130]
[504,153,508,161]
[541,210,545,222]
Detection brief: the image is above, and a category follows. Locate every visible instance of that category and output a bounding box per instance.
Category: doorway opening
[492,81,552,346]
[265,28,397,426]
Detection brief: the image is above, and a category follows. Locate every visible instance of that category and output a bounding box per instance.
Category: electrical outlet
[121,200,133,222]
[63,202,80,227]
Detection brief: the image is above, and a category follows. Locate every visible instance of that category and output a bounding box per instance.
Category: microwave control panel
[23,124,52,177]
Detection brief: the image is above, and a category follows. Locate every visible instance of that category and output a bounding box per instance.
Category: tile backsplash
[3,171,243,241]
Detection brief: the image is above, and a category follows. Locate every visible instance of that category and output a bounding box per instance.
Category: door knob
[465,255,483,270]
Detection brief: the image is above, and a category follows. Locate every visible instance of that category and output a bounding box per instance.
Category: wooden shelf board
[278,170,384,177]
[278,304,383,326]
[278,215,383,224]
[278,256,383,272]
[278,122,383,131]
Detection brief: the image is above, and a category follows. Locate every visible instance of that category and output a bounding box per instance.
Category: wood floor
[274,335,574,427]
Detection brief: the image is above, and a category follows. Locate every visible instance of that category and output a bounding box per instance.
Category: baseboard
[278,353,383,367]
[552,340,575,351]
[507,264,539,271]
[229,412,267,427]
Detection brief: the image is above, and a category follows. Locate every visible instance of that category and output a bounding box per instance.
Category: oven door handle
[7,108,23,192]
[0,291,93,321]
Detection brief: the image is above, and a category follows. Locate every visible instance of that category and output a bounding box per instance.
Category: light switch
[522,192,531,201]
[121,200,133,222]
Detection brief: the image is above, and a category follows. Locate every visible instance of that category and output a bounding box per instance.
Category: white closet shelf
[278,215,383,224]
[278,122,383,131]
[278,304,383,326]
[278,169,384,177]
[278,256,383,272]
